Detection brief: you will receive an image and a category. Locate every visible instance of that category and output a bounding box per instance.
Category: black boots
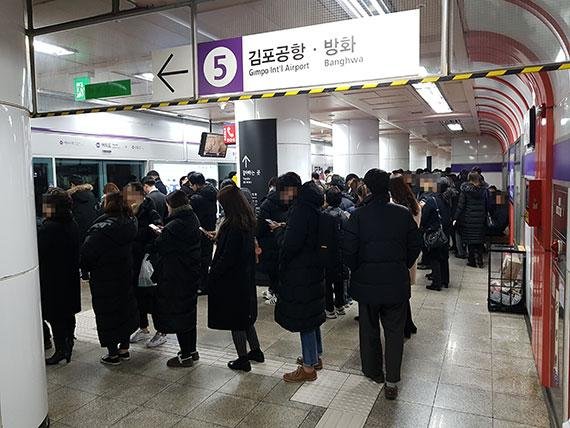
[228,356,251,372]
[247,349,265,363]
[46,337,71,365]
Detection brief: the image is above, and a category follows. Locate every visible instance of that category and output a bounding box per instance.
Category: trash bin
[487,244,526,313]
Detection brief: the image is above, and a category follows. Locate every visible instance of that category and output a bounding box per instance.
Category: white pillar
[332,119,379,178]
[0,1,49,427]
[234,95,311,182]
[379,132,410,172]
[410,141,427,171]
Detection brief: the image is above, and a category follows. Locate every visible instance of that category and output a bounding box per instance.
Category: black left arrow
[157,53,189,93]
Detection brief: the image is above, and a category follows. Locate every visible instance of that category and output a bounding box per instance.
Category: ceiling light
[134,72,154,82]
[311,119,333,129]
[34,40,75,56]
[555,48,566,63]
[447,123,463,131]
[413,82,452,114]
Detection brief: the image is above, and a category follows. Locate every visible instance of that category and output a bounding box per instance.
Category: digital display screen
[199,132,227,158]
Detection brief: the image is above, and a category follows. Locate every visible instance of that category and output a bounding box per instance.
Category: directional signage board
[152,45,194,101]
[198,10,419,97]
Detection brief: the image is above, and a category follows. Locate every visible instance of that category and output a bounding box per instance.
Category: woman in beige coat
[389,175,421,338]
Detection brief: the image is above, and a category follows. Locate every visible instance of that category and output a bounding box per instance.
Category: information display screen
[199,132,227,158]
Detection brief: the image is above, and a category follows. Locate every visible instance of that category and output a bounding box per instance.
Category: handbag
[424,197,449,251]
[486,212,496,229]
[138,254,156,288]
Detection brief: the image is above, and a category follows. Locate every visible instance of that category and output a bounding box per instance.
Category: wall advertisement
[198,10,420,97]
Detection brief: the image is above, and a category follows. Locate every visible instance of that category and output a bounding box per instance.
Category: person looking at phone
[188,172,218,295]
[123,182,167,348]
[151,190,202,368]
[256,172,302,305]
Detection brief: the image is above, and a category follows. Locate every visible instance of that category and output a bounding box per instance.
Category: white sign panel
[198,10,420,97]
[152,45,194,101]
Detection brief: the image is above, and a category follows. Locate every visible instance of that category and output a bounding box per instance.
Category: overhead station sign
[152,45,194,101]
[198,9,419,97]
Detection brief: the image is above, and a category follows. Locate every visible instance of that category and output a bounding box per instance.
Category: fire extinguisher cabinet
[488,245,526,313]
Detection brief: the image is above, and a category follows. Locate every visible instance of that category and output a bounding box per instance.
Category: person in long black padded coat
[151,190,202,368]
[123,182,164,346]
[276,180,326,383]
[39,188,81,365]
[208,184,264,372]
[80,192,139,365]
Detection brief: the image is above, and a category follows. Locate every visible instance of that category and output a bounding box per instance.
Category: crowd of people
[38,165,508,400]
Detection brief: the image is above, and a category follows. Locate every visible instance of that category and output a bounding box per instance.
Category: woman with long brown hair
[389,175,421,339]
[208,185,263,372]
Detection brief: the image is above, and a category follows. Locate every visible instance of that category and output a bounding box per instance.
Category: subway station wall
[451,135,503,188]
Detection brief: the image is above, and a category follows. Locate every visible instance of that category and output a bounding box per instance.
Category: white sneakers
[130,329,151,343]
[326,310,337,319]
[130,329,167,348]
[263,289,277,305]
[147,332,167,348]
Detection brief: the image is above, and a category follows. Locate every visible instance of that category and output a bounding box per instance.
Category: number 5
[213,55,227,81]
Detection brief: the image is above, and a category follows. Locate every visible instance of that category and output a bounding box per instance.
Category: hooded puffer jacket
[256,190,290,276]
[455,183,487,244]
[68,184,99,241]
[275,182,326,333]
[81,214,139,346]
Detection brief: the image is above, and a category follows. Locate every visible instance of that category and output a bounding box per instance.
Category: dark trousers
[468,243,484,265]
[231,325,261,357]
[107,338,130,356]
[325,270,345,312]
[359,301,407,383]
[199,239,214,292]
[404,300,416,336]
[429,246,450,288]
[177,329,197,358]
[139,311,158,330]
[47,315,76,350]
[268,271,279,294]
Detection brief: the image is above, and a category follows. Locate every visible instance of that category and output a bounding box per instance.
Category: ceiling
[31,0,570,152]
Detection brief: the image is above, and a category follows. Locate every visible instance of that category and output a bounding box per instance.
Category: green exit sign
[73,76,90,101]
[85,79,132,99]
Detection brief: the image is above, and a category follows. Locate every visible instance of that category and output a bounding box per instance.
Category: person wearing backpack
[343,169,421,400]
[276,181,326,383]
[421,178,453,291]
[322,187,349,319]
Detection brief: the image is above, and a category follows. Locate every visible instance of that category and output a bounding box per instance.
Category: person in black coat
[277,181,326,383]
[343,169,422,399]
[454,172,488,268]
[143,176,168,220]
[421,179,453,291]
[256,172,301,303]
[151,190,202,368]
[123,182,166,347]
[68,175,99,242]
[208,185,264,372]
[80,192,139,365]
[38,188,81,365]
[147,170,168,195]
[188,172,218,294]
[322,187,349,318]
[487,187,509,236]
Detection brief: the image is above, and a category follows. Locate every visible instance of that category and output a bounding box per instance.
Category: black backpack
[317,210,342,268]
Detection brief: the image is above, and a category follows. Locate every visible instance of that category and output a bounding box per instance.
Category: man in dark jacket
[277,180,326,383]
[343,169,421,399]
[188,172,218,294]
[143,176,167,220]
[256,172,301,304]
[147,170,168,195]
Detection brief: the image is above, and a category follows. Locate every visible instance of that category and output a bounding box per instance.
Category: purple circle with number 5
[198,37,243,96]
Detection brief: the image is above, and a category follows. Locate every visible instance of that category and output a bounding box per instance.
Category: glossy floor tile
[44,255,551,428]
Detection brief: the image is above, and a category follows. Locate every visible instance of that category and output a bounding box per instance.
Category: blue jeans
[300,327,323,366]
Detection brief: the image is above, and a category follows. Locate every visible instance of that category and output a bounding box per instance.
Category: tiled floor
[45,255,551,427]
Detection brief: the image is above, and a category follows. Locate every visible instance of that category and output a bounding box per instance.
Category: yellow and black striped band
[33,61,570,118]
